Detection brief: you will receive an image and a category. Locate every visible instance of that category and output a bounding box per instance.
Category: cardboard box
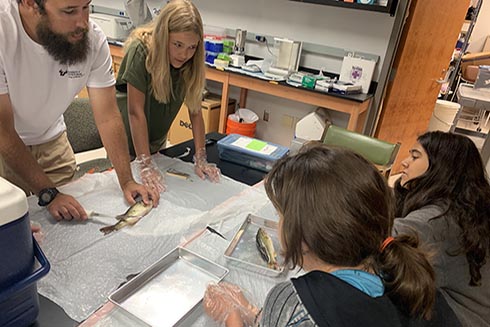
[168,95,236,145]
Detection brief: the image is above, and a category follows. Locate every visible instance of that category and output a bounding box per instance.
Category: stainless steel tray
[224,214,285,277]
[109,247,228,326]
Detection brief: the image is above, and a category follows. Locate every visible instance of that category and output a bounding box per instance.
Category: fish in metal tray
[99,200,153,235]
[256,228,279,270]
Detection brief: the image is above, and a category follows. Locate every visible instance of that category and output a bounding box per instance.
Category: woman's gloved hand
[135,154,166,193]
[193,147,220,183]
[203,282,259,326]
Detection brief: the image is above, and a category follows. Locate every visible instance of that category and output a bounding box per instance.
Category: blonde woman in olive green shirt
[116,0,219,192]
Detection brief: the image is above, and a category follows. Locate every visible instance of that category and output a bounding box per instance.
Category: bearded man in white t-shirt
[0,0,160,221]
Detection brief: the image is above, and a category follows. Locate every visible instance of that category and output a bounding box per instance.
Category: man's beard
[36,16,89,65]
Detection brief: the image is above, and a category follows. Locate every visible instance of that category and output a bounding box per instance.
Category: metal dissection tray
[224,214,285,277]
[109,247,228,326]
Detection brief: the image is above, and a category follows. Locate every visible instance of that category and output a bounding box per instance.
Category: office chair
[63,98,112,179]
[322,123,400,177]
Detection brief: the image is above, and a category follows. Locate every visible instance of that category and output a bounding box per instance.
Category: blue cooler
[0,177,50,327]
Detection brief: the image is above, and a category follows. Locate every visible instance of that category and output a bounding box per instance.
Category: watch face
[38,188,59,206]
[41,192,52,202]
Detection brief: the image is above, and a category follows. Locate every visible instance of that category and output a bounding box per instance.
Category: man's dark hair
[18,0,46,14]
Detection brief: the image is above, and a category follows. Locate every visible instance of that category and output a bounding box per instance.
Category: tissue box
[218,134,289,172]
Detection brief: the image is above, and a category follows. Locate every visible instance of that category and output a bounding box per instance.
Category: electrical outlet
[263,110,270,122]
[281,114,294,128]
[255,35,266,43]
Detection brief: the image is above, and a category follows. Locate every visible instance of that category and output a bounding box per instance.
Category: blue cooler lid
[0,177,28,227]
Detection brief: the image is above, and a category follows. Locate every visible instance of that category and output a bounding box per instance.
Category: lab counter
[109,44,373,134]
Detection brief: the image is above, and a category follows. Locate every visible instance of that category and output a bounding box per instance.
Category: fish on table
[166,168,192,181]
[99,200,153,235]
[256,227,279,270]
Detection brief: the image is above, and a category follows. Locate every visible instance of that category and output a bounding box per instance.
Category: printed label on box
[339,55,376,94]
[232,137,277,155]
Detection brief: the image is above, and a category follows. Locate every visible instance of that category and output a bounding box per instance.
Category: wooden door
[375,0,470,173]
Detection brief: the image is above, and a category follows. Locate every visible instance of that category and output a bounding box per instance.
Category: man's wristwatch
[38,187,60,206]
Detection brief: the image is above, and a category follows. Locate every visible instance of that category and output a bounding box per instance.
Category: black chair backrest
[63,98,103,153]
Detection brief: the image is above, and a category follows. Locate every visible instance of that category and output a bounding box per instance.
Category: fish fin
[115,214,126,220]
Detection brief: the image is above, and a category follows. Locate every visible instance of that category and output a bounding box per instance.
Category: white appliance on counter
[90,13,133,41]
[290,108,330,154]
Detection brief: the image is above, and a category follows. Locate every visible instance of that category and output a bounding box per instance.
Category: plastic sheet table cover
[80,185,299,327]
[27,154,258,322]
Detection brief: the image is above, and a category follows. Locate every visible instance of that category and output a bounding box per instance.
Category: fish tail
[99,225,116,235]
[100,220,126,235]
[268,261,279,270]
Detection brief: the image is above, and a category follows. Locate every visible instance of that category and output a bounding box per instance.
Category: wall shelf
[290,0,398,16]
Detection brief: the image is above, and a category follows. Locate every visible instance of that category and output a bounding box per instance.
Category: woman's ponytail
[377,234,436,320]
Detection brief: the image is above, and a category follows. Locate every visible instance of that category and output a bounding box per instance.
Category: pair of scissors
[206,225,227,240]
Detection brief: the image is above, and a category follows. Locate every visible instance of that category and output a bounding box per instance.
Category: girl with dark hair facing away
[203,143,459,327]
[116,0,219,192]
[393,131,490,326]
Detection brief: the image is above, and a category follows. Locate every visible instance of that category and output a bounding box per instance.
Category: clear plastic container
[218,134,289,172]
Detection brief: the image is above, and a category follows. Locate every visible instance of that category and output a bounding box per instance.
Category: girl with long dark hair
[204,143,459,326]
[394,131,490,326]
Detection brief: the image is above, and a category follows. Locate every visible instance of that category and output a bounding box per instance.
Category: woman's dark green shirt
[116,39,184,156]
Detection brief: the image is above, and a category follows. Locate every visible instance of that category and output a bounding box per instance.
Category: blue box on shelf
[0,178,50,327]
[217,134,289,172]
[205,51,219,64]
[204,39,224,53]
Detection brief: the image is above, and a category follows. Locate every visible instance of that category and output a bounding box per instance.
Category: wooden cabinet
[109,44,124,77]
[290,0,398,15]
[374,0,470,173]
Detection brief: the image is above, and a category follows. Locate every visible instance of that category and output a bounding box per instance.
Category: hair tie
[380,236,395,252]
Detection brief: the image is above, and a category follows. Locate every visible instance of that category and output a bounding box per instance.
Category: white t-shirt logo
[58,69,84,79]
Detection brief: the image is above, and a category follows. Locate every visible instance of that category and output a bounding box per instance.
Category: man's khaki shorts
[0,131,76,194]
